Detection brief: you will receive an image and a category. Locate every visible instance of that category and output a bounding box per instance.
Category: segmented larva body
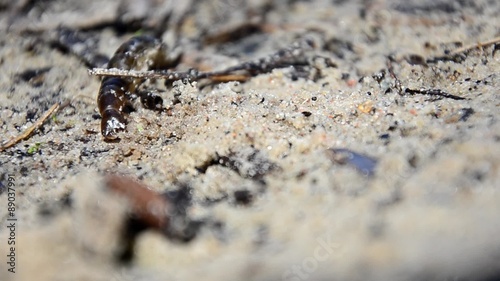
[97,35,168,140]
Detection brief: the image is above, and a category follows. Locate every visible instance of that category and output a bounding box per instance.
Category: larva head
[107,35,163,70]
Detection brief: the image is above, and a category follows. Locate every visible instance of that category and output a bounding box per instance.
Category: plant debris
[404,88,466,101]
[0,100,69,152]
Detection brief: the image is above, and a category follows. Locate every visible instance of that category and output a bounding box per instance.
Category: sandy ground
[0,0,499,280]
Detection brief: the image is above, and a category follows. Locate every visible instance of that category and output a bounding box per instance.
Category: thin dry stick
[88,68,196,80]
[449,36,500,55]
[88,68,252,82]
[89,40,314,81]
[0,100,69,152]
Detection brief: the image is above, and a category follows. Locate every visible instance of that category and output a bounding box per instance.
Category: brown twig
[104,174,172,229]
[0,100,69,152]
[104,174,198,241]
[448,36,500,56]
[203,74,250,83]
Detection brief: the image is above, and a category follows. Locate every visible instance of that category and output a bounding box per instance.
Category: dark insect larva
[97,35,177,140]
[97,76,129,140]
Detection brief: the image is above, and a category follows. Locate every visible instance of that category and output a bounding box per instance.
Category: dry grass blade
[0,100,69,152]
[449,36,500,55]
[89,67,200,81]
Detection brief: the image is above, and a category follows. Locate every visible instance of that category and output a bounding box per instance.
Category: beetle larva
[97,35,177,140]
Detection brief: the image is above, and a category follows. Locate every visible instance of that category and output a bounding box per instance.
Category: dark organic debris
[51,27,109,68]
[38,192,72,218]
[203,22,264,45]
[326,148,378,176]
[392,1,478,14]
[426,54,466,64]
[301,111,312,117]
[379,133,390,139]
[162,184,193,217]
[196,148,277,184]
[79,147,110,159]
[372,70,386,83]
[25,108,38,122]
[404,88,465,101]
[195,147,277,196]
[139,90,164,110]
[445,107,475,123]
[405,54,427,66]
[458,108,474,122]
[287,65,318,82]
[233,189,254,205]
[323,37,354,59]
[494,43,500,57]
[14,67,51,87]
[0,180,5,195]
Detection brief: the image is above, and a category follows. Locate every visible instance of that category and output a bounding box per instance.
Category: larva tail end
[101,110,127,140]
